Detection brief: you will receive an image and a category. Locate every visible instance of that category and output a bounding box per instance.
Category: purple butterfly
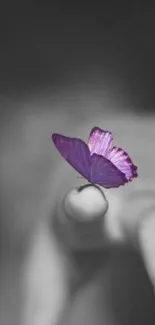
[52,126,138,189]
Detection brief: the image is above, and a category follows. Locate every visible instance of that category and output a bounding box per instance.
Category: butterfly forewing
[88,126,113,156]
[52,134,91,180]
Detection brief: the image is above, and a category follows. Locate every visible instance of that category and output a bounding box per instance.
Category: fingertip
[63,184,109,223]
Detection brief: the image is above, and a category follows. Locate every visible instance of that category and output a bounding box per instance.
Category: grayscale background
[0,2,155,325]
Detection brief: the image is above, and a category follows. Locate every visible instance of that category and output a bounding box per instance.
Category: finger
[137,207,155,291]
[53,183,108,250]
[54,183,124,251]
[116,182,155,248]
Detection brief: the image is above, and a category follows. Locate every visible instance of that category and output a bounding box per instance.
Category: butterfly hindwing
[89,127,138,182]
[106,146,138,181]
[90,153,127,188]
[52,134,91,179]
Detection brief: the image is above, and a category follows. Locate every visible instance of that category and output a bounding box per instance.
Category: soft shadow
[51,207,155,324]
[64,244,155,325]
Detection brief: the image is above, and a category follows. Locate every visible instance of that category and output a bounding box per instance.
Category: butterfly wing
[89,126,138,182]
[106,147,138,181]
[88,126,113,156]
[52,134,91,179]
[90,153,127,188]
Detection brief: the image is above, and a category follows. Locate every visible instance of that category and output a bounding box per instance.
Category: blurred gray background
[0,1,155,112]
[0,1,155,325]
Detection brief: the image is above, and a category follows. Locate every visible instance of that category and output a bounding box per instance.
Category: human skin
[58,185,155,325]
[1,92,155,325]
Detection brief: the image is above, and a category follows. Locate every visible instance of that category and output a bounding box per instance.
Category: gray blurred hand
[22,184,155,325]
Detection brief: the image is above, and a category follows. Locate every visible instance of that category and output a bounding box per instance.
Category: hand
[22,183,155,325]
[55,184,155,325]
